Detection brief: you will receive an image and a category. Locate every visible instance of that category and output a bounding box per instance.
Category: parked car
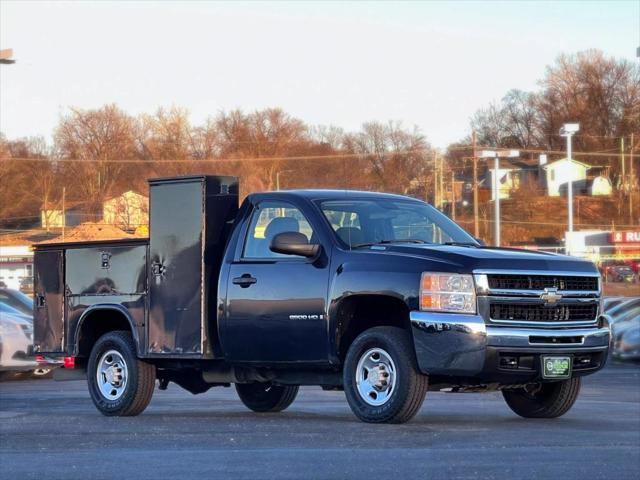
[0,307,36,374]
[19,276,34,295]
[614,327,640,361]
[606,298,640,322]
[0,288,34,316]
[607,266,637,283]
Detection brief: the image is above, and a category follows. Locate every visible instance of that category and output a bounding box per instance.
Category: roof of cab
[249,189,423,202]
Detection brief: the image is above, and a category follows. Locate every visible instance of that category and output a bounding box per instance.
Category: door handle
[232,274,257,288]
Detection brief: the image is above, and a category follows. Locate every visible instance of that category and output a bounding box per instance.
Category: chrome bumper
[410,311,610,376]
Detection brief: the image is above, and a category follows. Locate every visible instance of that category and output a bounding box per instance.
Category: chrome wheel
[96,349,128,401]
[355,347,397,406]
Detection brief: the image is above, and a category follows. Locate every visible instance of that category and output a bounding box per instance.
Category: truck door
[33,249,65,354]
[224,200,330,363]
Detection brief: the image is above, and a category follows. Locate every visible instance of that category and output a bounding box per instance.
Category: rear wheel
[343,326,428,424]
[502,378,581,418]
[87,330,156,416]
[235,383,299,412]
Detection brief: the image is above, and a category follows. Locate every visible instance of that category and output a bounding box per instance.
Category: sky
[0,1,638,148]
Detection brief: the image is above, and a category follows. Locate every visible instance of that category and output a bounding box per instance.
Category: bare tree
[55,105,139,211]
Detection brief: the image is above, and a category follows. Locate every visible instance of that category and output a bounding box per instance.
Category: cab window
[243,201,314,258]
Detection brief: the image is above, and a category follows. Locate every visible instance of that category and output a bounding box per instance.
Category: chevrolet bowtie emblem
[540,287,562,305]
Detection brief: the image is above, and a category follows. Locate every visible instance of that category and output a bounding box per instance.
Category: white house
[543,158,590,197]
[40,202,86,230]
[103,191,149,232]
[487,168,518,200]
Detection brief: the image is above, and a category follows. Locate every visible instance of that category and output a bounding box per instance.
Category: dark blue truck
[33,175,610,423]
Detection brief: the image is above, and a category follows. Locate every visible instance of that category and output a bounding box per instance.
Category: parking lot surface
[1,363,639,480]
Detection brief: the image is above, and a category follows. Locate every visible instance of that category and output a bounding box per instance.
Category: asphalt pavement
[1,362,639,480]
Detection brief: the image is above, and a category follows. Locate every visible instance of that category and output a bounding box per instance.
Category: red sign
[610,231,640,243]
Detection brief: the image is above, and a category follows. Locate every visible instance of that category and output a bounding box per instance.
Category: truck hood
[377,244,598,274]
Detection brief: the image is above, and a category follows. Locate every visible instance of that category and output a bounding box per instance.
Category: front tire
[343,326,428,424]
[235,383,299,412]
[502,377,581,418]
[87,331,156,416]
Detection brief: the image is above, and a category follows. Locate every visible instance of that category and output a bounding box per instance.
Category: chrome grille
[487,274,598,291]
[490,303,598,322]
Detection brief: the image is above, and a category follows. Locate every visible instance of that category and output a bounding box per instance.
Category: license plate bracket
[541,355,572,379]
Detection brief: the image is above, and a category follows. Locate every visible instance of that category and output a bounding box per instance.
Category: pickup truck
[33,175,610,423]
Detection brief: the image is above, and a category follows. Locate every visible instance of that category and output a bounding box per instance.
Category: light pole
[276,169,295,191]
[480,149,520,247]
[560,123,579,233]
[0,49,16,64]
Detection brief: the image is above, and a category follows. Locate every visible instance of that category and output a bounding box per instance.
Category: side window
[390,210,453,243]
[243,201,314,258]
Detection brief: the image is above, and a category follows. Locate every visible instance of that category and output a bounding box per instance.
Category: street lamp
[480,149,520,247]
[560,123,579,233]
[0,49,16,64]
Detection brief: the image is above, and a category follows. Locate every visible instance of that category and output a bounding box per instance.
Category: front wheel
[87,330,156,416]
[502,377,581,418]
[235,383,299,412]
[343,326,428,424]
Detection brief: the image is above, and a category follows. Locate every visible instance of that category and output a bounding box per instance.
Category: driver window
[243,201,314,258]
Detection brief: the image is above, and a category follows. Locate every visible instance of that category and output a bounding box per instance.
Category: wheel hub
[97,350,128,400]
[355,348,397,406]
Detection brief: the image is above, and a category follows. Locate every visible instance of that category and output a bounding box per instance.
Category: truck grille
[487,274,598,291]
[490,303,598,322]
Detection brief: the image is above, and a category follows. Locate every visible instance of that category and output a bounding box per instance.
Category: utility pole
[621,137,626,182]
[451,171,456,220]
[62,187,66,241]
[629,134,634,223]
[433,153,439,207]
[439,154,444,211]
[560,123,579,233]
[472,131,479,238]
[480,150,520,247]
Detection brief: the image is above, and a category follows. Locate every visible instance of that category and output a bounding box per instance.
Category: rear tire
[87,331,156,416]
[343,326,428,424]
[235,383,299,412]
[502,377,581,418]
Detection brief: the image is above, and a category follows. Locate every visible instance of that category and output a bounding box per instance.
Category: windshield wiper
[441,241,479,247]
[353,239,428,248]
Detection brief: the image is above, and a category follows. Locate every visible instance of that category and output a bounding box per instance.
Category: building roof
[542,157,591,170]
[104,190,146,202]
[41,200,87,210]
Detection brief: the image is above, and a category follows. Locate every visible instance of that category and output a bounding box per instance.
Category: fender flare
[74,304,142,356]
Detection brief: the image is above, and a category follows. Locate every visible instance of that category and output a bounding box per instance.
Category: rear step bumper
[410,311,610,379]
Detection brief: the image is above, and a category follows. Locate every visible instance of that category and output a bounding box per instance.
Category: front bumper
[410,311,610,382]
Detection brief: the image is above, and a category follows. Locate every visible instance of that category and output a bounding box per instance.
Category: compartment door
[33,250,65,354]
[148,179,204,355]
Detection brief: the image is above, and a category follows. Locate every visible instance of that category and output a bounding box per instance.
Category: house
[484,158,540,200]
[103,190,149,232]
[543,158,590,197]
[40,201,87,230]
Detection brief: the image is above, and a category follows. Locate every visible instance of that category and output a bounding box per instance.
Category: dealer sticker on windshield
[541,356,572,379]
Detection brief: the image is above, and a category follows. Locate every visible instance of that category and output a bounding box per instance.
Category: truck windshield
[319,199,478,248]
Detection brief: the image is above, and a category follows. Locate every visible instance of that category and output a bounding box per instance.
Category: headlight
[420,272,476,314]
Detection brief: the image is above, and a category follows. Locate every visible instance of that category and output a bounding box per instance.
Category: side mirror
[474,237,486,246]
[270,231,321,258]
